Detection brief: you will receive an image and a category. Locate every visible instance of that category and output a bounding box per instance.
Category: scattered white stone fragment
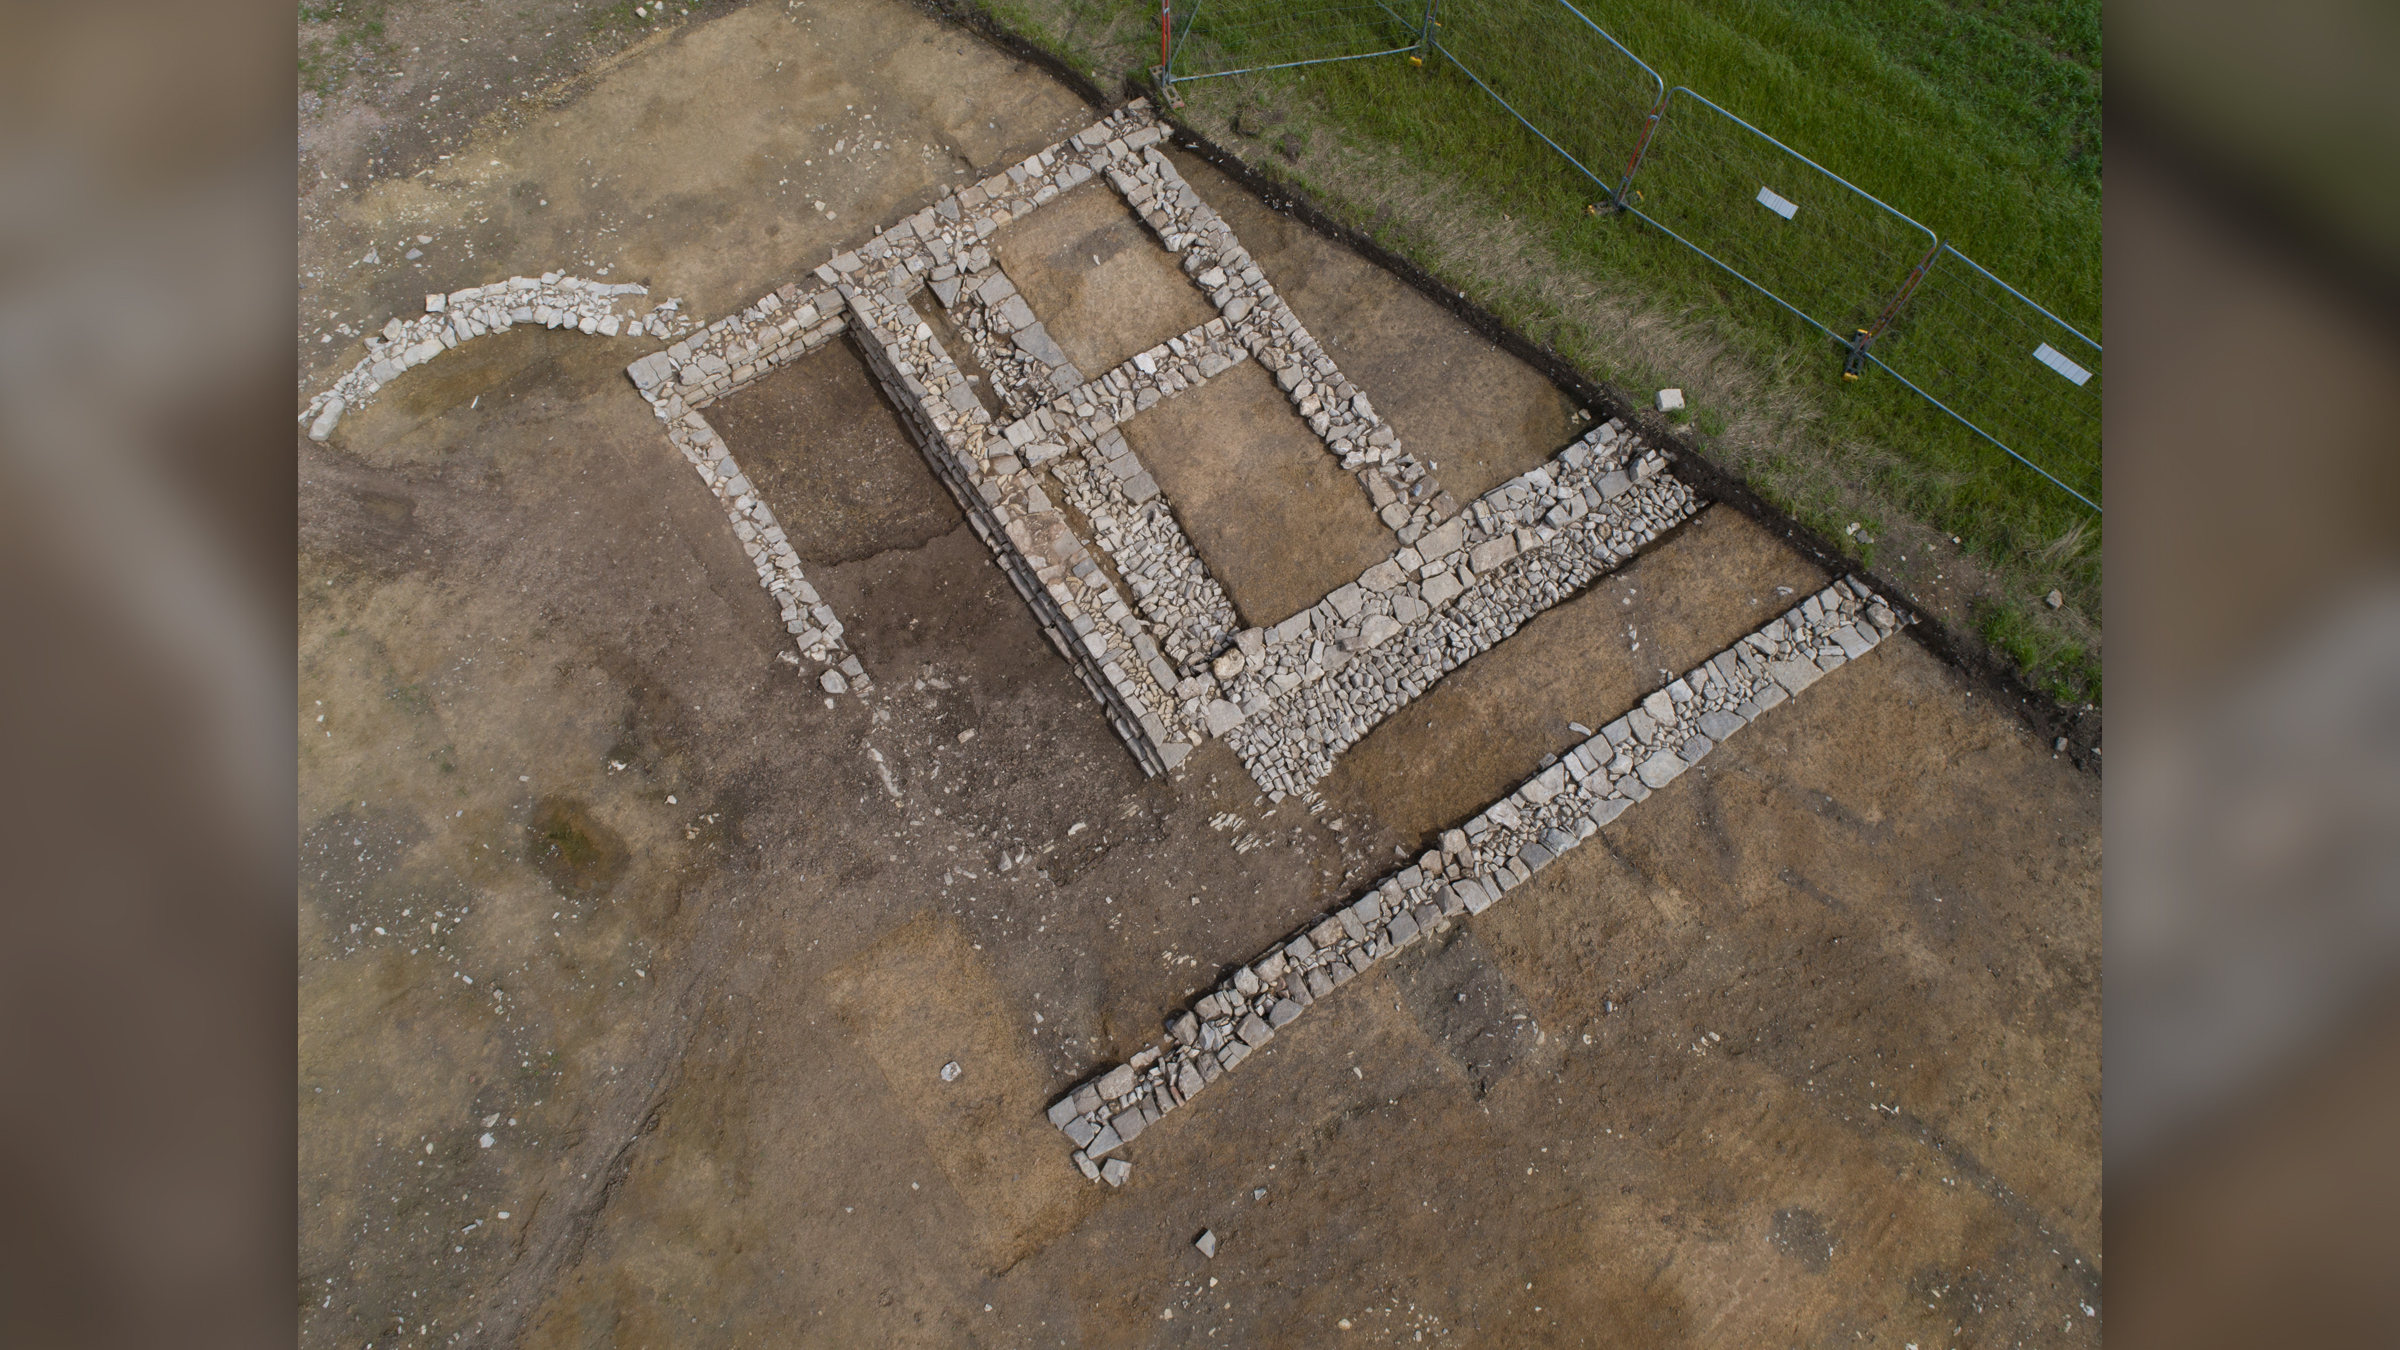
[940,1061,962,1082]
[820,670,847,694]
[1655,387,1684,412]
[2045,589,2064,608]
[1194,1229,1217,1258]
[478,1133,494,1149]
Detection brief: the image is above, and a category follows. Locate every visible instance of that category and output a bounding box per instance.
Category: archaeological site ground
[297,2,2100,1343]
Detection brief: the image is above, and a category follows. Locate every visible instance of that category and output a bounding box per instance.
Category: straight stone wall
[1044,577,1911,1184]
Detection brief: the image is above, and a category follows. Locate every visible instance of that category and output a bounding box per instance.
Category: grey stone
[1680,734,1713,764]
[1637,749,1686,789]
[1696,709,1745,741]
[1098,1063,1137,1099]
[1047,1097,1080,1127]
[1769,658,1821,695]
[1469,536,1518,574]
[1830,623,1874,659]
[1087,1123,1123,1157]
[1266,997,1304,1029]
[1589,796,1630,826]
[1111,1108,1148,1143]
[1238,1013,1275,1048]
[1101,1157,1131,1186]
[1351,614,1400,650]
[1065,1116,1099,1148]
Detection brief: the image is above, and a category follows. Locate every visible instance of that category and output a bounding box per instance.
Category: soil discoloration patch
[527,795,631,897]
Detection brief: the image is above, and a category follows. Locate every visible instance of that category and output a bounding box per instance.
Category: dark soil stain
[528,795,629,897]
[1771,1205,1835,1272]
[1392,926,1539,1096]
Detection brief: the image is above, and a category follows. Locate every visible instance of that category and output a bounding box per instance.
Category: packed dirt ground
[296,2,2101,1344]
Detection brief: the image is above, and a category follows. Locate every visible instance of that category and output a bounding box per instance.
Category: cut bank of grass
[949,0,2102,705]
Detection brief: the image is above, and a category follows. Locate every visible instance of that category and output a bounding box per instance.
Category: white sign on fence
[1755,186,1798,220]
[2033,342,2093,387]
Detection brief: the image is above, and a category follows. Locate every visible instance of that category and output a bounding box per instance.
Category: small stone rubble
[300,273,695,442]
[1044,578,1911,1178]
[624,283,866,680]
[1217,422,1696,798]
[1043,432,1241,674]
[927,257,1083,419]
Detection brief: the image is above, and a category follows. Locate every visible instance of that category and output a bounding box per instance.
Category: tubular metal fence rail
[1160,0,2101,513]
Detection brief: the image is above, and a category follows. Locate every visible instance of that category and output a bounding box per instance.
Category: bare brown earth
[990,180,1219,379]
[296,2,2101,1346]
[1118,358,1396,630]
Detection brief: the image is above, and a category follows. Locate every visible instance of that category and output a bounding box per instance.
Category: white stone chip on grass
[1655,387,1685,412]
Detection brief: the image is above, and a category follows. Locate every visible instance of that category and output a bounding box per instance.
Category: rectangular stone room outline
[624,99,1703,796]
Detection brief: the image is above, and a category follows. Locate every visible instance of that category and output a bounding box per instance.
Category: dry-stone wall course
[625,281,866,683]
[1045,577,1913,1181]
[301,273,697,441]
[1217,422,1698,798]
[601,99,1703,772]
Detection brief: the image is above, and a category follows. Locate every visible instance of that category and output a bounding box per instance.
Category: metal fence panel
[1166,0,1425,85]
[1152,2,2100,513]
[1864,244,2102,511]
[1620,87,1936,346]
[1428,0,1663,200]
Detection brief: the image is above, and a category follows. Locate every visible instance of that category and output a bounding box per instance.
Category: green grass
[297,1,390,98]
[914,0,2107,703]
